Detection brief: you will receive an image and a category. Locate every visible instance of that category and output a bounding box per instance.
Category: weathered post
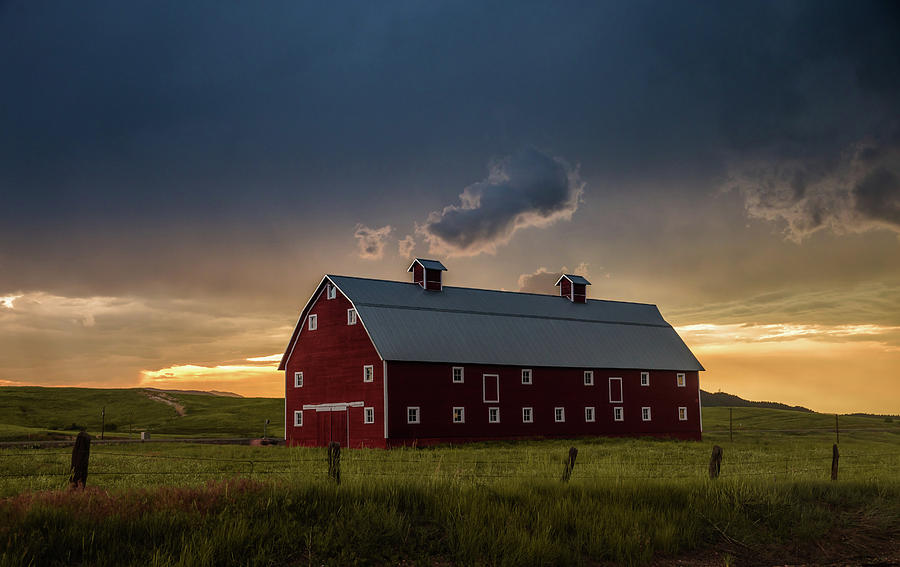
[264,418,269,439]
[69,431,91,489]
[835,414,839,445]
[708,445,723,479]
[831,444,839,481]
[327,442,341,484]
[100,407,105,440]
[561,447,578,482]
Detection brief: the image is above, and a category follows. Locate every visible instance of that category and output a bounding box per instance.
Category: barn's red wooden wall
[386,362,701,445]
[559,279,572,299]
[284,285,386,448]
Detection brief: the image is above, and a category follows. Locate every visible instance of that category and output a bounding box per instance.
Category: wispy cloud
[417,148,584,256]
[398,235,416,258]
[517,263,592,295]
[354,224,393,259]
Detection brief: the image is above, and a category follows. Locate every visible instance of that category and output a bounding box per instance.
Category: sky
[1,1,898,413]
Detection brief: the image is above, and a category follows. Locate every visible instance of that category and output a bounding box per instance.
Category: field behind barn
[1,400,899,566]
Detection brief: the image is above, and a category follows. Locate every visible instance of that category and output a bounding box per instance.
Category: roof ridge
[326,274,657,307]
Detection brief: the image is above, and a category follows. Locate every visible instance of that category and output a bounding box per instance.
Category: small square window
[488,407,500,423]
[364,407,375,424]
[678,407,688,421]
[584,371,594,386]
[641,407,651,421]
[554,407,565,422]
[308,314,317,331]
[521,369,532,385]
[294,411,303,427]
[407,407,420,424]
[363,365,374,382]
[326,284,336,300]
[452,367,464,383]
[347,308,357,325]
[453,407,465,423]
[677,373,686,387]
[640,371,649,386]
[585,407,595,422]
[613,407,624,421]
[294,372,303,388]
[522,407,533,423]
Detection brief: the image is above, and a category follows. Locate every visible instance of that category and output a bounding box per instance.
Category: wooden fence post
[835,414,839,445]
[708,445,723,479]
[729,408,733,443]
[69,431,91,489]
[561,447,578,482]
[831,444,839,481]
[327,442,341,484]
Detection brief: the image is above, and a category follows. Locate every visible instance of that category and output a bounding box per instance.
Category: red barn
[279,259,704,448]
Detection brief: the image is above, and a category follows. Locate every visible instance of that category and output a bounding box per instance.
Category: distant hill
[0,386,281,441]
[700,390,814,413]
[143,387,243,398]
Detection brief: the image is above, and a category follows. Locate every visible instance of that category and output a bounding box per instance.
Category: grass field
[0,386,282,441]
[1,404,899,566]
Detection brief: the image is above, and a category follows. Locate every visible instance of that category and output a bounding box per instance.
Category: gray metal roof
[327,275,703,371]
[408,258,447,271]
[556,274,592,286]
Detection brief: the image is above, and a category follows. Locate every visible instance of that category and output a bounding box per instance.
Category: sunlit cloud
[139,362,282,397]
[354,224,393,259]
[1,295,23,309]
[245,354,282,362]
[676,322,900,348]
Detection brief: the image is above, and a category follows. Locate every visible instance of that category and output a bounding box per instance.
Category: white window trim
[488,407,500,423]
[482,374,499,403]
[640,371,650,387]
[294,371,303,388]
[294,410,303,427]
[308,314,317,331]
[641,407,652,421]
[452,407,465,423]
[364,407,375,424]
[347,308,357,325]
[677,373,686,387]
[452,366,464,383]
[678,406,688,421]
[326,284,336,300]
[585,406,595,422]
[613,406,624,421]
[584,370,594,386]
[407,406,420,424]
[608,377,623,403]
[521,368,532,385]
[522,407,533,423]
[363,365,374,382]
[554,407,565,423]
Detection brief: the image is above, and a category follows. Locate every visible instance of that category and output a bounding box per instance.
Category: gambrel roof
[279,275,704,372]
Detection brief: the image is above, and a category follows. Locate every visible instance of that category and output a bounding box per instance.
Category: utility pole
[100,406,106,440]
[729,408,733,443]
[264,418,270,439]
[835,414,839,444]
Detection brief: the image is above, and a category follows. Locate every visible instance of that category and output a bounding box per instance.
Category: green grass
[0,386,282,440]
[1,400,898,565]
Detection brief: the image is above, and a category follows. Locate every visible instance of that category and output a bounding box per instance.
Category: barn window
[347,308,357,325]
[554,407,565,422]
[640,371,649,386]
[294,411,303,427]
[308,314,317,331]
[363,365,374,382]
[585,407,595,422]
[583,371,594,386]
[452,367,464,383]
[453,407,465,423]
[522,407,533,423]
[608,377,623,403]
[678,407,688,421]
[521,369,532,385]
[364,407,375,424]
[676,373,686,387]
[294,372,303,388]
[326,284,336,300]
[488,407,500,423]
[613,407,624,421]
[407,407,420,424]
[641,407,651,421]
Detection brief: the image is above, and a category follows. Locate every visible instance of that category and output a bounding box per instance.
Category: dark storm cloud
[417,148,584,256]
[726,137,900,241]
